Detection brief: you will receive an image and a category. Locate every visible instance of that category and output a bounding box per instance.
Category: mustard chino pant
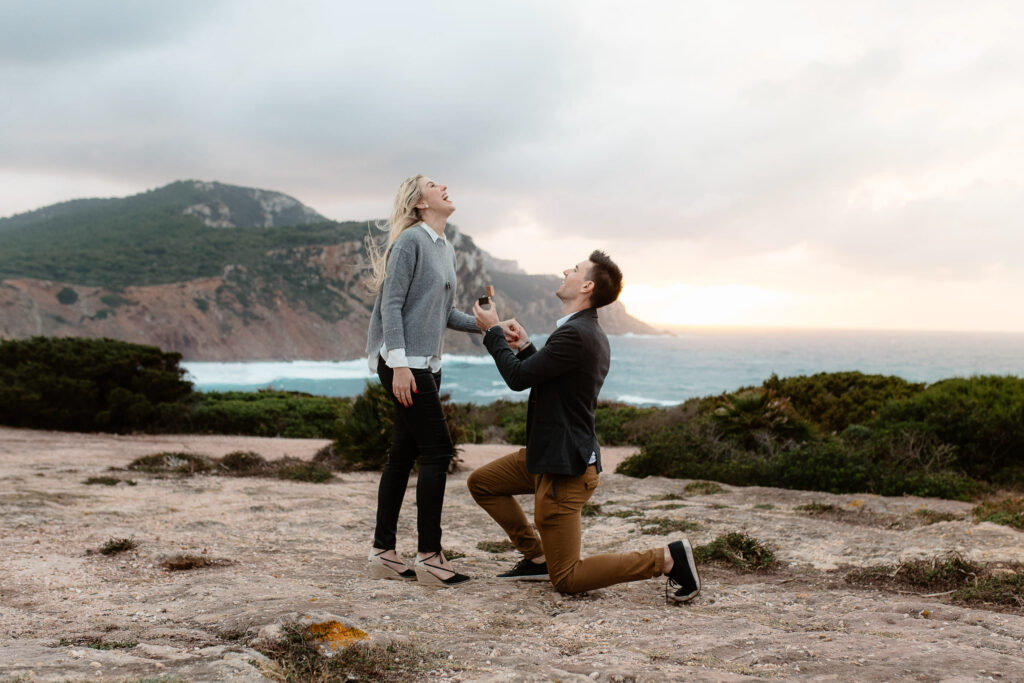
[467,448,664,593]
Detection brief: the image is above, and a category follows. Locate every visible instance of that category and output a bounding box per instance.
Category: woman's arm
[447,306,481,333]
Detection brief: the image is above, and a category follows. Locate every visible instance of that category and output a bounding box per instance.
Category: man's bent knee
[467,469,485,499]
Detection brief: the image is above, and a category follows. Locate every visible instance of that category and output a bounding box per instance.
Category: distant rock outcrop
[0,181,660,360]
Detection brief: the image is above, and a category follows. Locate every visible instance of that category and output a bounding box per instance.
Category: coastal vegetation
[2,337,1022,502]
[614,372,1024,501]
[0,180,366,289]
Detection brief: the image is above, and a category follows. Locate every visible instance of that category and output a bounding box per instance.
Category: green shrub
[595,402,658,445]
[498,401,528,445]
[332,382,466,471]
[56,287,79,304]
[443,402,486,444]
[873,375,1024,483]
[275,460,334,483]
[187,390,344,438]
[0,337,192,433]
[616,420,753,481]
[618,423,982,500]
[333,382,397,471]
[764,372,924,432]
[711,388,814,450]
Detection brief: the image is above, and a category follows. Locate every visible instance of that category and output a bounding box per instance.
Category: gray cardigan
[365,224,479,362]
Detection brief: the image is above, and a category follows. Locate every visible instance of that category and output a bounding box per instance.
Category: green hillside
[0,181,367,289]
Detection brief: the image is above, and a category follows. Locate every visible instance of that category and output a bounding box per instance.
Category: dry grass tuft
[685,481,725,495]
[476,539,515,553]
[639,517,700,536]
[160,553,231,571]
[694,532,778,571]
[913,508,960,525]
[256,623,453,682]
[845,553,1024,611]
[795,502,840,515]
[128,452,213,475]
[973,497,1024,530]
[98,537,137,556]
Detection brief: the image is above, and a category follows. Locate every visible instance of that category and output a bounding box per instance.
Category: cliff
[0,181,660,360]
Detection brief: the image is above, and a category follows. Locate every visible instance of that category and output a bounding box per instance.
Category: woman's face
[418,177,454,214]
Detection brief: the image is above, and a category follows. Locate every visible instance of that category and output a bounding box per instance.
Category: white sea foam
[443,354,496,366]
[615,395,683,407]
[182,359,372,385]
[472,387,523,398]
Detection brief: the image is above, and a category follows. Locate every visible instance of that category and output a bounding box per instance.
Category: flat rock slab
[1,426,1022,681]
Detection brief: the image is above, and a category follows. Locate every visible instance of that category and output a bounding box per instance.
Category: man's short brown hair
[586,250,623,308]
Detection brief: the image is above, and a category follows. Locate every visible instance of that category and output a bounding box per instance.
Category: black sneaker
[666,539,701,604]
[497,557,549,581]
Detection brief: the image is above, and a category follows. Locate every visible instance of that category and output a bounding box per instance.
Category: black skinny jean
[372,356,454,553]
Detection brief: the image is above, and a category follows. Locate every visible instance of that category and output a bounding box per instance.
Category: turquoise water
[182,329,1024,406]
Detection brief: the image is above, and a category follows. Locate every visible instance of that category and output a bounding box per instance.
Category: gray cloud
[0,0,217,65]
[1,0,1022,303]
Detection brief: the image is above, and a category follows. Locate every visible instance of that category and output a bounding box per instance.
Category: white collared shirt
[370,223,448,372]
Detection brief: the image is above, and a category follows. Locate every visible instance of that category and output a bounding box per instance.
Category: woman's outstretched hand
[473,299,500,331]
[505,319,530,350]
[392,366,417,407]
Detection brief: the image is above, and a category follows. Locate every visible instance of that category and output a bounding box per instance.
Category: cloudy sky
[3,0,1023,332]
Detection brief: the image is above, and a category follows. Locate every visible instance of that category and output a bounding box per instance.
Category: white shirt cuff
[386,347,409,368]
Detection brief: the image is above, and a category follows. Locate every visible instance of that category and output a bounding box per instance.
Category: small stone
[90,662,102,668]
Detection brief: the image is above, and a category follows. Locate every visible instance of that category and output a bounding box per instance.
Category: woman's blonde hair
[366,174,425,292]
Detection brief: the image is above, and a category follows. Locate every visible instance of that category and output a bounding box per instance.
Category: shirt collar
[555,312,574,328]
[418,223,447,244]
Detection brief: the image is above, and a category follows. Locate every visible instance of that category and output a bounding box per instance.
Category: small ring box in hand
[478,285,495,309]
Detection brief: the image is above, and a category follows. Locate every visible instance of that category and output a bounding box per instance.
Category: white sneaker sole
[669,538,701,603]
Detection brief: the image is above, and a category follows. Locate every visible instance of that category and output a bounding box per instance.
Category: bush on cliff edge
[0,336,191,432]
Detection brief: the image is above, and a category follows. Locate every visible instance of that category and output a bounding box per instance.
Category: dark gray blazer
[483,308,610,476]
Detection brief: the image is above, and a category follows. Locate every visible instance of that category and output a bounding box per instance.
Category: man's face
[556,259,594,302]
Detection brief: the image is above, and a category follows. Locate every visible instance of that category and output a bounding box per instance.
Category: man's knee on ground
[467,469,486,500]
[551,575,586,594]
[549,565,586,594]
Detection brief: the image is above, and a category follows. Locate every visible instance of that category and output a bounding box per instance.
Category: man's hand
[391,366,417,407]
[473,299,500,331]
[499,319,519,346]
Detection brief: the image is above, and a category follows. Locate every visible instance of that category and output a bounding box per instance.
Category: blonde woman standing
[365,175,504,586]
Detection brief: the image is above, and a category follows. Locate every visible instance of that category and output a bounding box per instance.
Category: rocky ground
[1,426,1023,682]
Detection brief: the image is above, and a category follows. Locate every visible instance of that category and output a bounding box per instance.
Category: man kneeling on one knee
[468,250,701,603]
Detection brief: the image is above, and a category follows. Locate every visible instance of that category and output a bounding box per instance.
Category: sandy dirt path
[1,426,1023,681]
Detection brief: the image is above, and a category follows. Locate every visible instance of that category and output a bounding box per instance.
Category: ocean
[182,329,1024,406]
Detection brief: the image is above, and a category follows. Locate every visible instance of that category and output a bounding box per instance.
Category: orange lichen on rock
[306,620,368,650]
